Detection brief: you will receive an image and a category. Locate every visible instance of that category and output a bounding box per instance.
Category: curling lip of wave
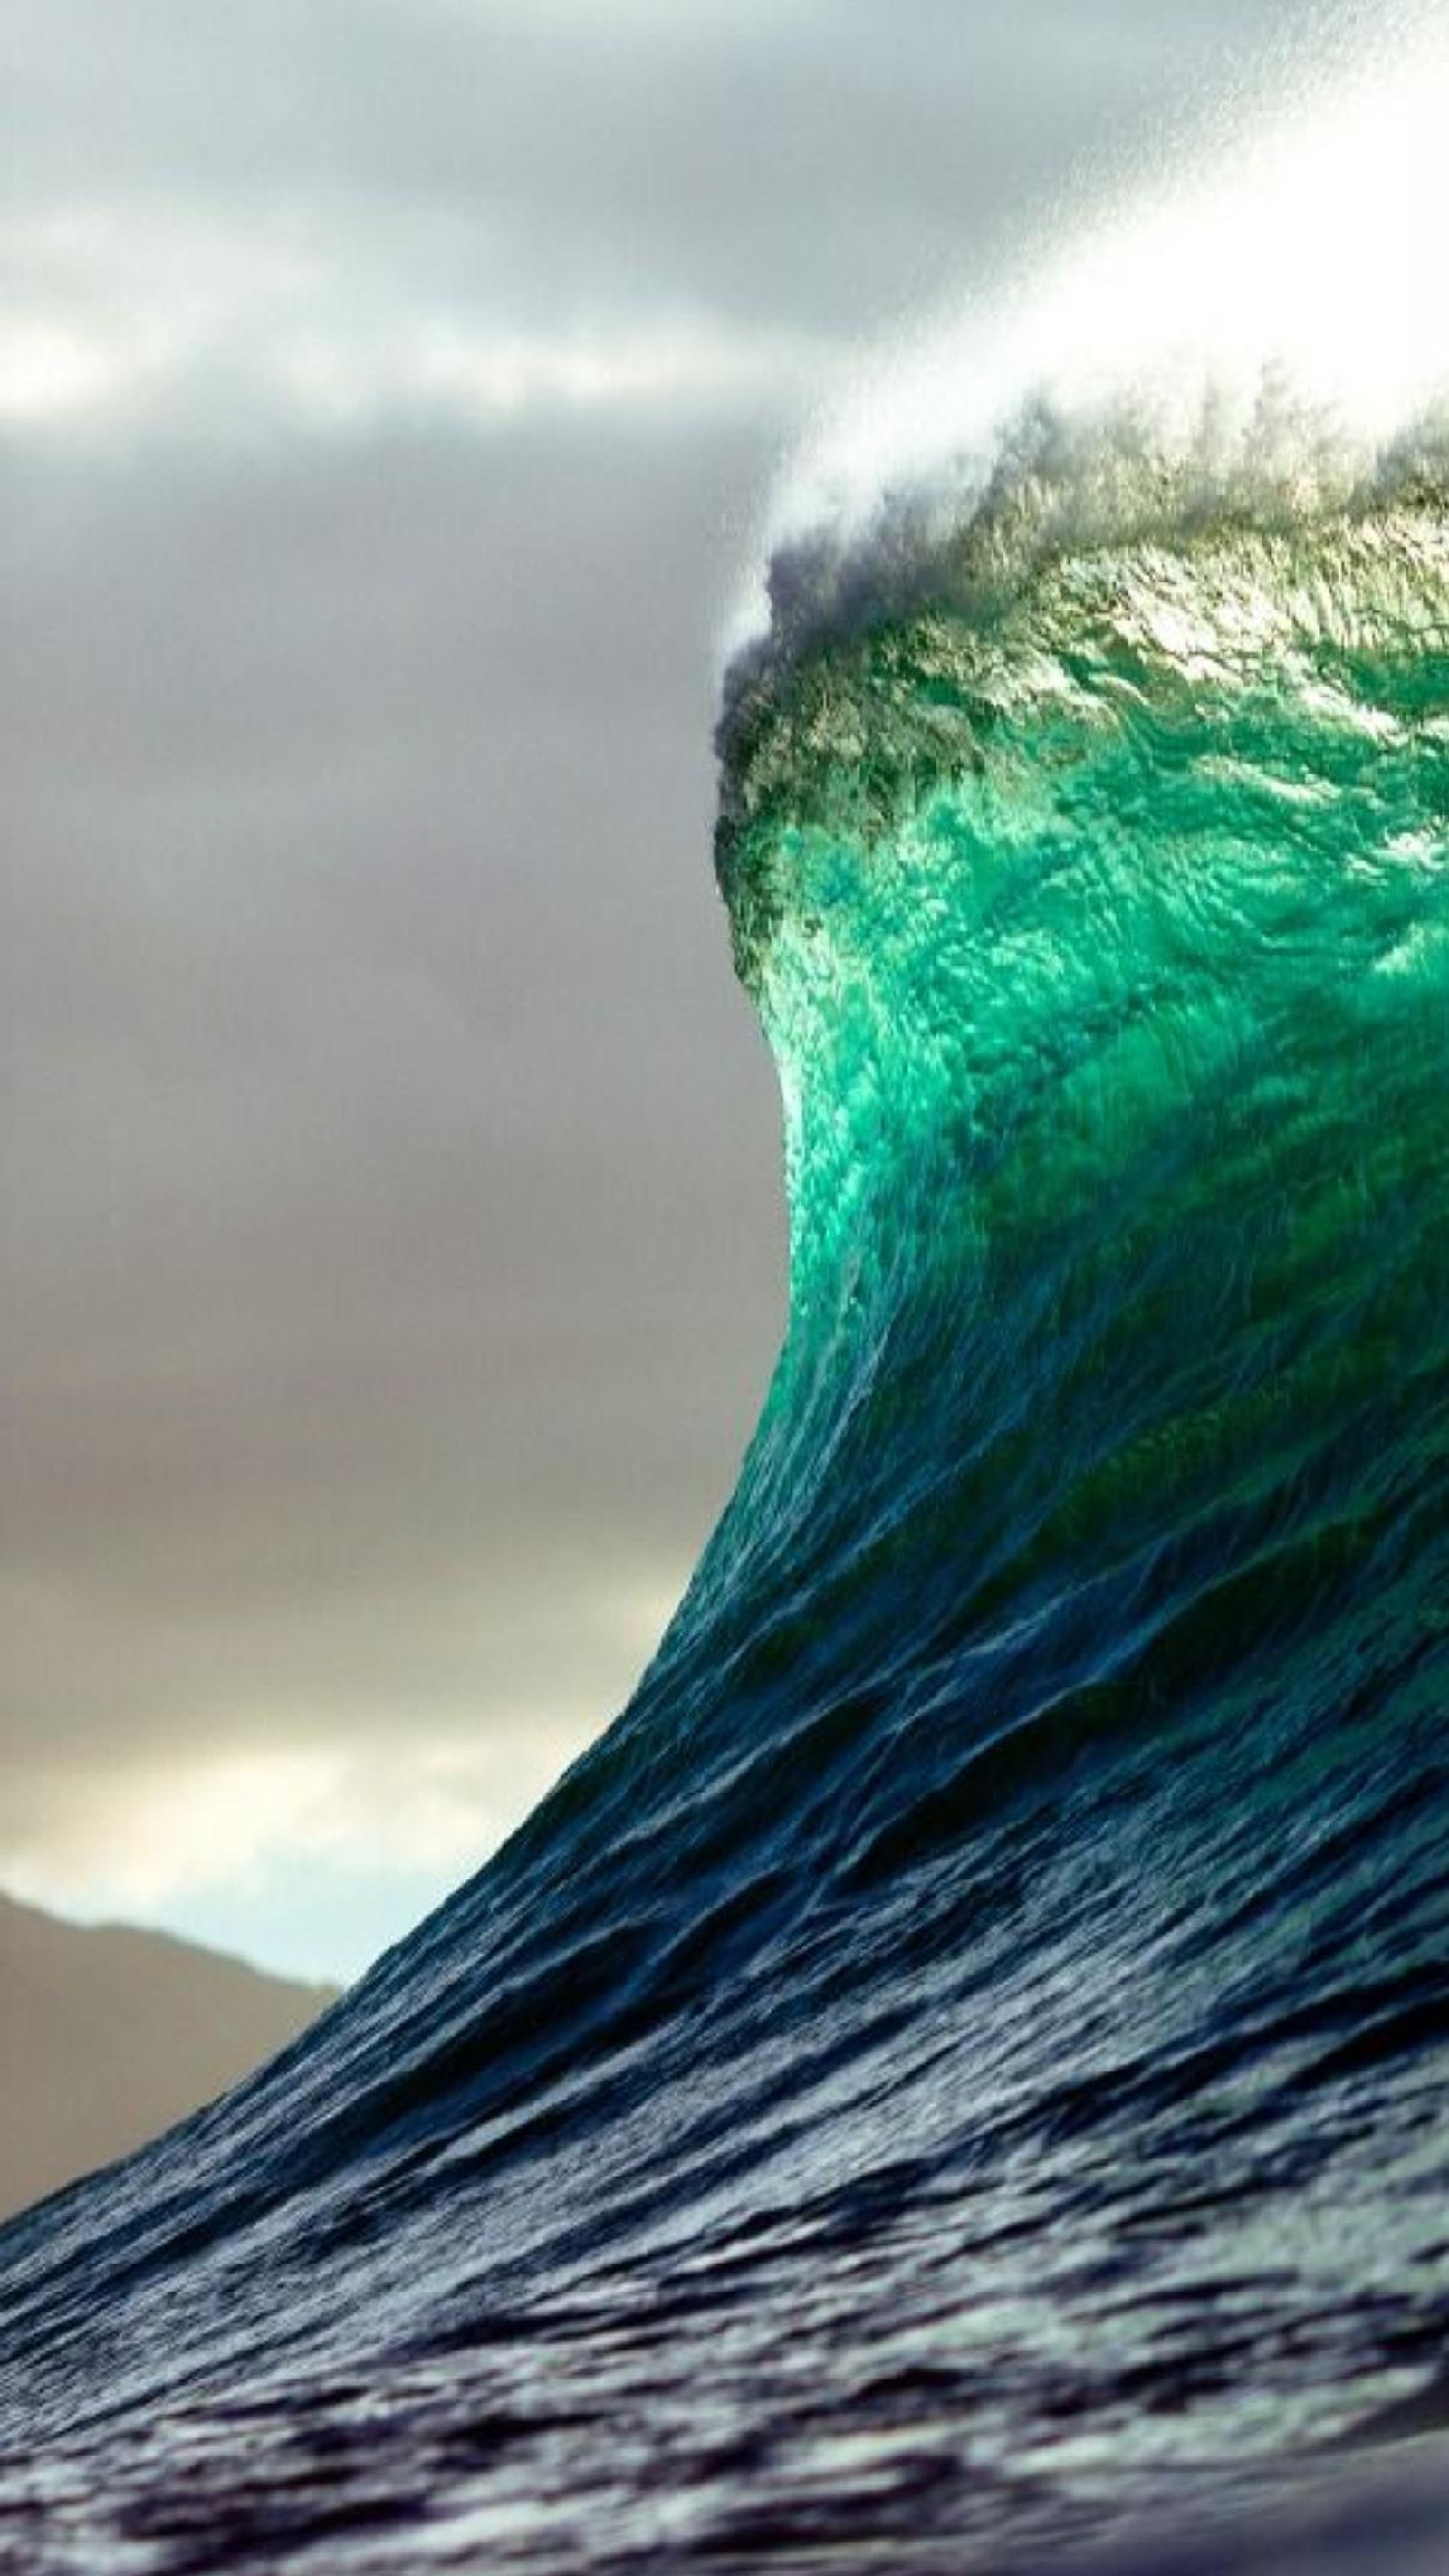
[723,14,1449,658]
[719,387,1449,745]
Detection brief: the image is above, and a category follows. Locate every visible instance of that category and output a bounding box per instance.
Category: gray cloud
[4,412,785,1743]
[5,0,1313,416]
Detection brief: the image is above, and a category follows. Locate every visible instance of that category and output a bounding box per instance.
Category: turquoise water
[0,419,1446,2570]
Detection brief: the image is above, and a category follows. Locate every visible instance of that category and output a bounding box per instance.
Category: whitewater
[2,24,1448,2573]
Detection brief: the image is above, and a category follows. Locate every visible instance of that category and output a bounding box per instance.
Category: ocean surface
[4,62,1449,2576]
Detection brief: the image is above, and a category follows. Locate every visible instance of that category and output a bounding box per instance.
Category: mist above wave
[724,11,1449,697]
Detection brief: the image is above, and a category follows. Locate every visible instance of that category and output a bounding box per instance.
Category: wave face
[4,321,1449,2576]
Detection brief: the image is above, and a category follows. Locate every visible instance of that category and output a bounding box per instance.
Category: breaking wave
[3,29,1448,2574]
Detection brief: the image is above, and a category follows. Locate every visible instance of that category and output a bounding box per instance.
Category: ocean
[3,50,1447,2574]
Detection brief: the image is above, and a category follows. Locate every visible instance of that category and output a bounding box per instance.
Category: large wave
[2,34,1448,2576]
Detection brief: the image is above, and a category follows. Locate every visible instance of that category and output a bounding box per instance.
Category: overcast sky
[4,0,1329,1982]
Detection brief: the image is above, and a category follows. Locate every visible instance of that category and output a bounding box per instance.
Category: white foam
[727,6,1449,657]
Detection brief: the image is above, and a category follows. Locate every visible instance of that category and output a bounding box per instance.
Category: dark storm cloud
[3,0,1326,1950]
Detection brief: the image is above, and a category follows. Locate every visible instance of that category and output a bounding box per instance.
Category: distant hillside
[0,1889,338,2225]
